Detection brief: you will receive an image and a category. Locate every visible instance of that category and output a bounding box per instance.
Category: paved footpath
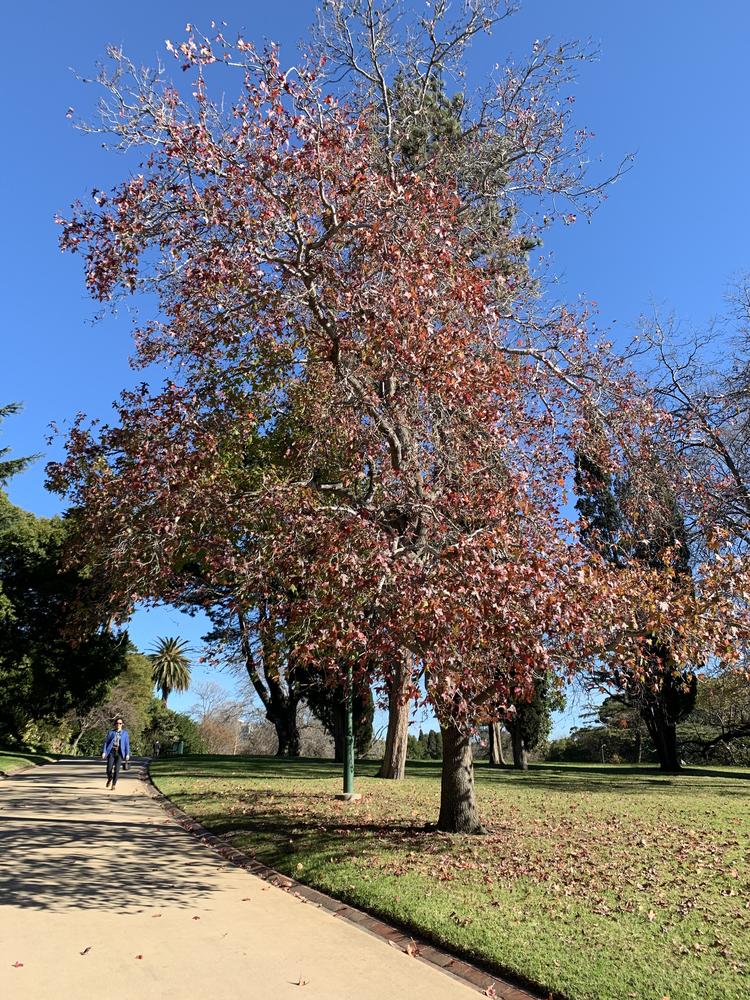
[0,758,482,1000]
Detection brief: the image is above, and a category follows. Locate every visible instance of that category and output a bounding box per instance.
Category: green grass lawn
[0,749,56,773]
[151,756,750,1000]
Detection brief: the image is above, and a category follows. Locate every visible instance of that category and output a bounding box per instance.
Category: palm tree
[150,637,192,706]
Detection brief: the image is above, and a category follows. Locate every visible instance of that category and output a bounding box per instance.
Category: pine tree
[0,404,36,486]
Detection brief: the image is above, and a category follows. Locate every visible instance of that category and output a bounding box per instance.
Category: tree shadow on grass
[475,761,750,795]
[152,754,444,784]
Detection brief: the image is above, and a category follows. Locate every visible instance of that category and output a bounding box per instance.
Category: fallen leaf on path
[291,977,309,987]
[80,947,91,956]
[192,916,201,920]
[151,914,162,918]
[11,962,23,968]
[135,955,144,960]
[241,897,252,901]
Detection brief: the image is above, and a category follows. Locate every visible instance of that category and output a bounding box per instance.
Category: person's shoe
[111,783,117,790]
[106,777,112,788]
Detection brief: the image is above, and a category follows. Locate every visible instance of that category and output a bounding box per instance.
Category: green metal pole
[343,660,354,795]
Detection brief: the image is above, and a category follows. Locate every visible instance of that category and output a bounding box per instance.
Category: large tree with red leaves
[50,5,749,832]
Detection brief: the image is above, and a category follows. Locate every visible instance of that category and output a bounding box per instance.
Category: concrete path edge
[144,760,551,1000]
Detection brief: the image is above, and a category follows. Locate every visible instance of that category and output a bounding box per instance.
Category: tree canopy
[48,3,750,829]
[0,490,128,741]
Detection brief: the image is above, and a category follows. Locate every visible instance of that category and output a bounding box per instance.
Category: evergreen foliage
[574,444,698,771]
[0,491,128,741]
[0,403,36,487]
[150,636,192,705]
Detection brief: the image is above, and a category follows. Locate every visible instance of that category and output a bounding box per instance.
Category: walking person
[102,717,130,790]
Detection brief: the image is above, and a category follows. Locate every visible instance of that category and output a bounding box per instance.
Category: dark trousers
[107,752,122,785]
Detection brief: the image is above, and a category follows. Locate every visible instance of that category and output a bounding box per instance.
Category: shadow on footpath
[0,758,223,913]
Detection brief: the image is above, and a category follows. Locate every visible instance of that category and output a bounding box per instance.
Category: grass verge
[151,755,750,1000]
[0,749,57,773]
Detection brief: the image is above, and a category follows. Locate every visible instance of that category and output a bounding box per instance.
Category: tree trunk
[488,722,506,767]
[645,713,681,771]
[640,683,682,772]
[508,720,528,770]
[437,723,485,834]
[633,728,643,765]
[238,610,302,758]
[636,647,694,773]
[273,700,301,757]
[378,657,411,779]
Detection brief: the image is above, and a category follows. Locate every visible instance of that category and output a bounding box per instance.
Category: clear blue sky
[1,1,748,728]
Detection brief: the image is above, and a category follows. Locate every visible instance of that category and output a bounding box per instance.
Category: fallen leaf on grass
[80,947,91,956]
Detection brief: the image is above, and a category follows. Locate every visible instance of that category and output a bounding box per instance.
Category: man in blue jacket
[101,717,130,790]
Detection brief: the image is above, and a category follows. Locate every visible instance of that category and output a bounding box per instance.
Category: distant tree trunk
[488,722,506,767]
[378,655,411,779]
[507,720,528,770]
[161,689,168,706]
[238,609,301,757]
[629,645,698,773]
[638,666,695,773]
[437,723,486,834]
[633,727,643,765]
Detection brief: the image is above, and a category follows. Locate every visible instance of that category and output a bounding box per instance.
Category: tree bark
[488,722,506,767]
[508,720,528,770]
[238,610,301,757]
[633,728,643,765]
[437,723,486,833]
[639,669,688,772]
[644,712,681,772]
[378,656,411,779]
[273,700,301,757]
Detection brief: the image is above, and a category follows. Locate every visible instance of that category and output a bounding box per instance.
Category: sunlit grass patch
[0,749,56,773]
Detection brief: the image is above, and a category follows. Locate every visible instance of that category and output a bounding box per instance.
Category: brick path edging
[143,760,551,1000]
